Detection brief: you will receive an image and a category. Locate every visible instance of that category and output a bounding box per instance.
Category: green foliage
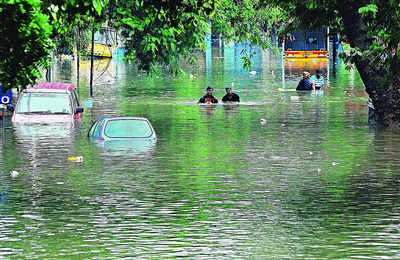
[358,4,377,17]
[212,0,287,47]
[0,0,53,92]
[359,1,400,75]
[267,0,400,75]
[265,0,400,125]
[338,45,362,70]
[0,0,108,92]
[270,0,343,34]
[109,0,214,72]
[210,0,287,69]
[1,0,219,90]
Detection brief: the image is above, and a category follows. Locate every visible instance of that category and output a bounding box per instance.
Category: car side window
[70,93,77,110]
[94,120,104,137]
[89,121,100,137]
[74,90,80,105]
[71,90,80,108]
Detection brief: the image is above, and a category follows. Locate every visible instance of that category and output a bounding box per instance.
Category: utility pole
[77,26,80,88]
[90,25,95,97]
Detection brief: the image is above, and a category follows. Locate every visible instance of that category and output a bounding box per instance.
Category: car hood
[12,113,74,124]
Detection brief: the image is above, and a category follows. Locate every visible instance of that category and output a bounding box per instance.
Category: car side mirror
[75,106,84,114]
[6,105,14,112]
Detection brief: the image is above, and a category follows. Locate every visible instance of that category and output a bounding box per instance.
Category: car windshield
[104,119,152,138]
[16,92,72,114]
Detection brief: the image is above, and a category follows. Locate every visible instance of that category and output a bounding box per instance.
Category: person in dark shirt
[296,71,314,91]
[198,86,218,103]
[221,87,240,102]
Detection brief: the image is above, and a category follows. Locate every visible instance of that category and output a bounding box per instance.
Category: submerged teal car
[88,117,157,156]
[88,117,157,141]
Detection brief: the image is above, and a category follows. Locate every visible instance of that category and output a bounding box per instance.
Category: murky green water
[2,46,400,259]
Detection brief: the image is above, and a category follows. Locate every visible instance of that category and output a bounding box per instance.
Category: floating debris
[249,70,257,75]
[260,118,267,126]
[332,161,338,166]
[68,156,83,163]
[270,156,282,161]
[10,170,19,178]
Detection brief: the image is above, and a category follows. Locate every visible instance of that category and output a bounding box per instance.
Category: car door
[71,90,81,119]
[88,120,101,138]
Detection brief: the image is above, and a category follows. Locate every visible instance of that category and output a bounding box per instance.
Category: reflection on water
[12,123,79,171]
[13,123,76,139]
[95,139,156,157]
[1,47,400,259]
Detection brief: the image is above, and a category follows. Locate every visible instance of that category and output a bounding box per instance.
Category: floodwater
[1,45,400,259]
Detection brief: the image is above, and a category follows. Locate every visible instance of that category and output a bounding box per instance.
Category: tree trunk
[338,0,400,128]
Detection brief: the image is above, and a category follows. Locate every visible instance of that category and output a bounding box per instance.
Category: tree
[210,0,287,68]
[0,0,53,92]
[0,0,215,91]
[267,0,400,127]
[211,0,286,47]
[0,0,107,92]
[107,0,214,72]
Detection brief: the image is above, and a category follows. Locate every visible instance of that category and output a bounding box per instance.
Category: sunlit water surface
[1,46,400,259]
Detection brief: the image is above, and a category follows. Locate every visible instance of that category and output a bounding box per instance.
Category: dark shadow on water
[198,103,218,117]
[93,139,156,158]
[221,102,240,111]
[222,103,240,119]
[296,90,313,97]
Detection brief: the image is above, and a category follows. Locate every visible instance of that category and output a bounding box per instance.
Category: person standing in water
[296,71,314,91]
[311,69,325,90]
[222,87,240,102]
[198,86,218,103]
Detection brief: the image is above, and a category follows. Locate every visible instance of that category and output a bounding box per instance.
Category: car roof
[26,82,76,93]
[99,116,151,122]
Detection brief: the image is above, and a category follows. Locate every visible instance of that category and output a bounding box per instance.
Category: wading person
[221,87,240,102]
[198,86,218,103]
[296,71,314,91]
[311,69,325,90]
